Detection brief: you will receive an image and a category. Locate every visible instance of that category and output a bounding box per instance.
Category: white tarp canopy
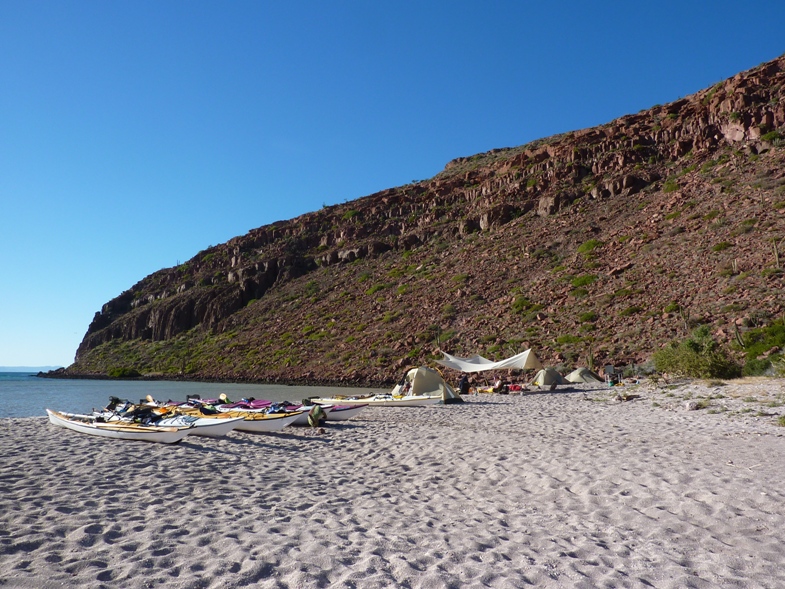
[436,349,543,373]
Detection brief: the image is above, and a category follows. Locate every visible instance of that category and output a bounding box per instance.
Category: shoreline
[3,379,785,588]
[35,368,398,389]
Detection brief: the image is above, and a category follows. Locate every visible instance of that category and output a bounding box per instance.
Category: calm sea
[0,373,387,419]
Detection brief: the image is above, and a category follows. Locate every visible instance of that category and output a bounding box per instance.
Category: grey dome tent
[565,367,604,384]
[531,368,567,387]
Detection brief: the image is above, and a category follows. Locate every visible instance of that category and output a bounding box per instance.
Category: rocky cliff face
[69,56,785,384]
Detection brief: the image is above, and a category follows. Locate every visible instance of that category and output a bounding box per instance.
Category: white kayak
[91,405,245,439]
[311,394,442,407]
[216,410,305,433]
[152,403,301,433]
[46,409,192,444]
[325,404,368,420]
[287,404,334,426]
[154,414,246,438]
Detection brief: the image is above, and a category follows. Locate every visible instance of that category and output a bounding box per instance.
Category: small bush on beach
[653,325,741,379]
[743,358,772,376]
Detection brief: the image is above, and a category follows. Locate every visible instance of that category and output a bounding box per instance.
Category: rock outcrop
[69,55,785,384]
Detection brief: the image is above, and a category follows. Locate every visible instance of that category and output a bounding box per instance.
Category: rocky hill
[65,56,785,385]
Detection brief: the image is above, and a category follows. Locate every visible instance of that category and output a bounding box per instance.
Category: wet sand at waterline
[2,378,785,588]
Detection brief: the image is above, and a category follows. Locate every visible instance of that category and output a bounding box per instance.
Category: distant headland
[0,366,64,373]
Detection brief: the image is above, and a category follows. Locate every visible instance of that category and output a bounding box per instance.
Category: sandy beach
[3,378,785,588]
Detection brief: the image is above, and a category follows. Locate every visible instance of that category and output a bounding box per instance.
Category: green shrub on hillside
[663,301,680,314]
[304,280,319,297]
[739,318,785,376]
[571,274,598,288]
[663,178,679,193]
[577,240,603,256]
[653,325,741,379]
[365,283,389,295]
[702,210,721,221]
[107,367,141,378]
[512,296,542,315]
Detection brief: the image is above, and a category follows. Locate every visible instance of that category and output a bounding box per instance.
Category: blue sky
[1,1,783,367]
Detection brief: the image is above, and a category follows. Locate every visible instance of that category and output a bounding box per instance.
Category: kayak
[214,410,304,433]
[325,404,367,420]
[311,394,442,407]
[215,399,272,410]
[154,414,246,438]
[95,399,245,438]
[46,409,192,444]
[279,404,333,426]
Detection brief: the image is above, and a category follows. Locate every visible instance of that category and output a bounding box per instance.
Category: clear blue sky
[1,1,783,367]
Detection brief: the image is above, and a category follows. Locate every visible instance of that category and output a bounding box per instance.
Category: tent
[392,366,464,404]
[436,349,542,373]
[531,368,567,387]
[565,367,604,384]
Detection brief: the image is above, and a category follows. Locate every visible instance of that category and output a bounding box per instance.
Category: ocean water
[0,373,387,419]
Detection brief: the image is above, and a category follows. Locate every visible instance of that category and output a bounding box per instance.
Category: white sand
[2,378,785,588]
